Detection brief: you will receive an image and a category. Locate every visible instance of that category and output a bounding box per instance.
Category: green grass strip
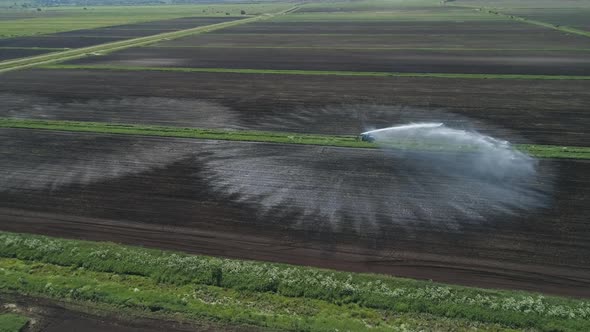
[0,313,29,332]
[0,257,510,332]
[39,64,590,80]
[1,118,589,159]
[1,231,590,331]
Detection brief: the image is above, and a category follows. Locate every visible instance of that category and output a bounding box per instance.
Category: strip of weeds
[0,118,588,159]
[0,313,28,332]
[1,231,590,331]
[39,64,590,80]
[0,257,514,332]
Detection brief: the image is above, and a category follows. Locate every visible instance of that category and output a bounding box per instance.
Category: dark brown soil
[53,17,242,38]
[0,36,127,48]
[0,48,54,61]
[69,46,590,76]
[159,20,590,49]
[0,16,241,50]
[0,129,589,298]
[156,31,590,49]
[0,69,588,147]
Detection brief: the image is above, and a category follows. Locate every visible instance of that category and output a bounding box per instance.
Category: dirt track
[1,129,589,298]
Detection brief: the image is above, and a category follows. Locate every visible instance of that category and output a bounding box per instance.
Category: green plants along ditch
[0,231,589,331]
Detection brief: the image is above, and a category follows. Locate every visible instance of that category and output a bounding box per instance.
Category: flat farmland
[0,47,59,60]
[1,69,589,146]
[0,16,243,50]
[0,3,290,38]
[69,46,590,76]
[105,18,590,76]
[2,1,590,328]
[53,16,242,38]
[501,8,590,31]
[453,0,590,31]
[155,20,590,49]
[0,129,589,297]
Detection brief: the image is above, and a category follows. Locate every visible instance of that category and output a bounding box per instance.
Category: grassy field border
[38,64,590,80]
[1,231,589,332]
[1,118,588,159]
[0,313,29,332]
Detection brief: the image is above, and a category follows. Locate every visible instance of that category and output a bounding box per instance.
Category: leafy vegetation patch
[0,313,28,332]
[1,231,589,331]
[0,118,589,159]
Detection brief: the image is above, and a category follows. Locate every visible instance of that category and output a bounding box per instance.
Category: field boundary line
[38,64,590,80]
[144,45,590,52]
[1,118,588,159]
[0,6,299,74]
[456,5,590,38]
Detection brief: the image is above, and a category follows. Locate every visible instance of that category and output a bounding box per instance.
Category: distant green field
[0,3,291,38]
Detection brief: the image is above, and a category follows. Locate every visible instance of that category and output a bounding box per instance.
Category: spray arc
[360,123,443,142]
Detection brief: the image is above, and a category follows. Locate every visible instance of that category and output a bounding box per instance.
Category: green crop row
[1,118,589,159]
[1,231,589,331]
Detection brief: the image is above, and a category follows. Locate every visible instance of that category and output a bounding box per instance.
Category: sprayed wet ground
[0,129,589,297]
[1,69,589,146]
